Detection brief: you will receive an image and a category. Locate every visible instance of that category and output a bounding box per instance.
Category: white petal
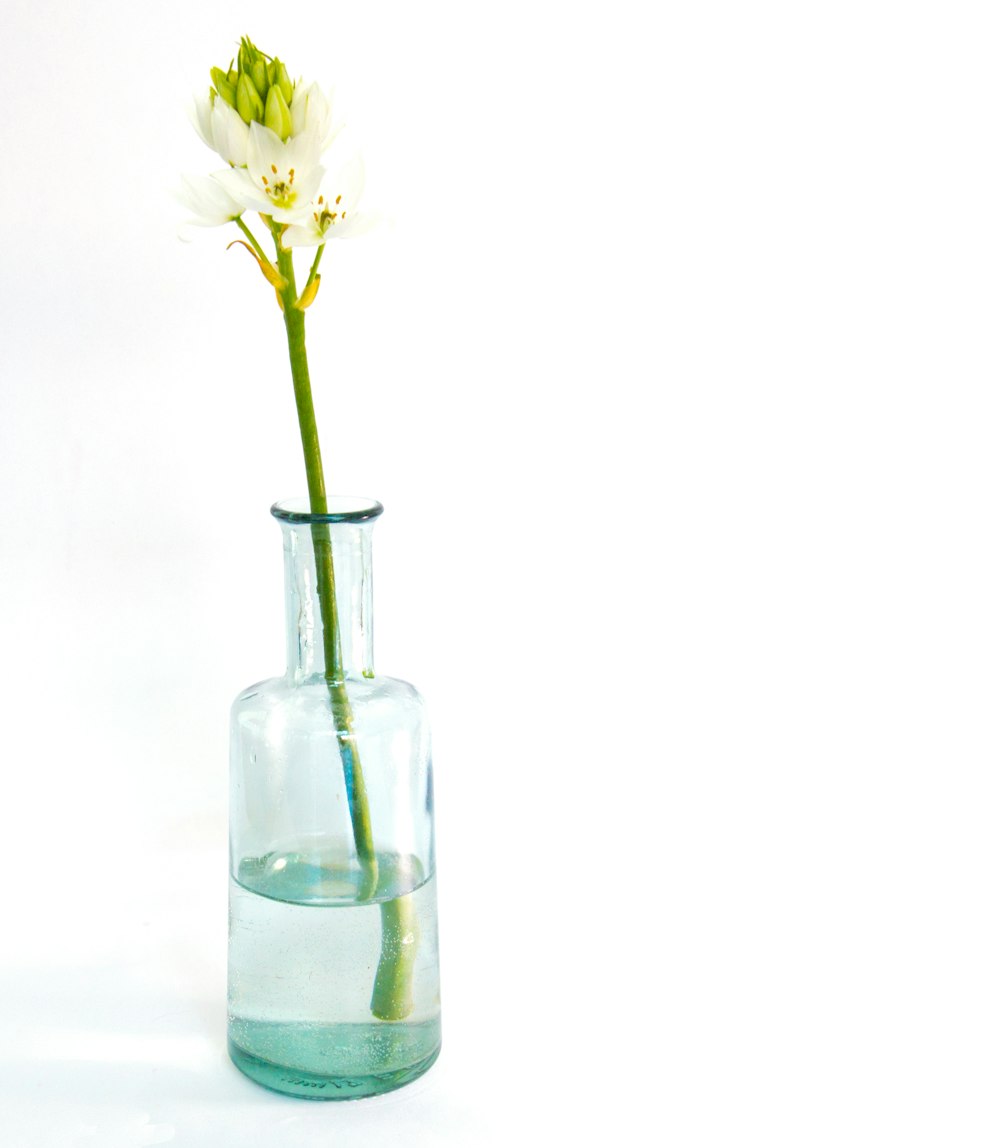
[328,210,379,239]
[246,120,282,179]
[246,121,316,179]
[211,101,250,168]
[286,128,324,174]
[289,81,311,136]
[190,91,215,151]
[246,121,322,182]
[323,149,365,214]
[213,166,271,214]
[176,172,243,227]
[290,83,342,150]
[281,223,324,250]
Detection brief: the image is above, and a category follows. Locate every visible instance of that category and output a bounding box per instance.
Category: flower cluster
[180,37,368,249]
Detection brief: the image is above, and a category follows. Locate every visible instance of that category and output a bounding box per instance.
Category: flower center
[260,163,297,209]
[313,193,348,234]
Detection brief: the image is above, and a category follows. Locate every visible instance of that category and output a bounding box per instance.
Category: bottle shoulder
[231,673,426,717]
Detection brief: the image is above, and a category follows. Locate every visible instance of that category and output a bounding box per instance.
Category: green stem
[371,894,420,1020]
[304,243,325,291]
[275,239,378,901]
[234,215,269,263]
[273,230,417,1024]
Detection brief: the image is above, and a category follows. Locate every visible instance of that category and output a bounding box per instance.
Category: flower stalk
[276,235,419,1021]
[274,238,379,902]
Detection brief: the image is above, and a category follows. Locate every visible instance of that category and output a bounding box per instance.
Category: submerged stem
[372,895,420,1020]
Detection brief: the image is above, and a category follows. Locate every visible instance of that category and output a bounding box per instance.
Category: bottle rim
[270,496,384,524]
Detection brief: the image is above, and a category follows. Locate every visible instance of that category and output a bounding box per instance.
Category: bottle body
[227,500,441,1099]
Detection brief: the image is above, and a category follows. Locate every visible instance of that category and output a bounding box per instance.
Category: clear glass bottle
[227,497,441,1100]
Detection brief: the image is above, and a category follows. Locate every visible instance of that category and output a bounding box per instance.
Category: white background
[1,1,998,1144]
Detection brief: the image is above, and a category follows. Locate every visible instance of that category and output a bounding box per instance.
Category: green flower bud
[210,67,237,109]
[236,71,264,125]
[264,84,293,141]
[217,78,238,109]
[272,59,293,105]
[250,58,268,100]
[215,38,296,129]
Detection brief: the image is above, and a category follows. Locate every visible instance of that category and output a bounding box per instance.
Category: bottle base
[227,1019,441,1101]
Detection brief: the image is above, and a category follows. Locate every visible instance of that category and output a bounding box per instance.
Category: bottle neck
[281,517,376,683]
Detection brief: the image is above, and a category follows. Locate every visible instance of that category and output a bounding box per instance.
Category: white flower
[281,148,372,248]
[191,90,250,168]
[215,121,323,223]
[290,82,343,152]
[176,172,244,229]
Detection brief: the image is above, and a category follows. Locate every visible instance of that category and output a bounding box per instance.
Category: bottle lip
[271,496,385,524]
